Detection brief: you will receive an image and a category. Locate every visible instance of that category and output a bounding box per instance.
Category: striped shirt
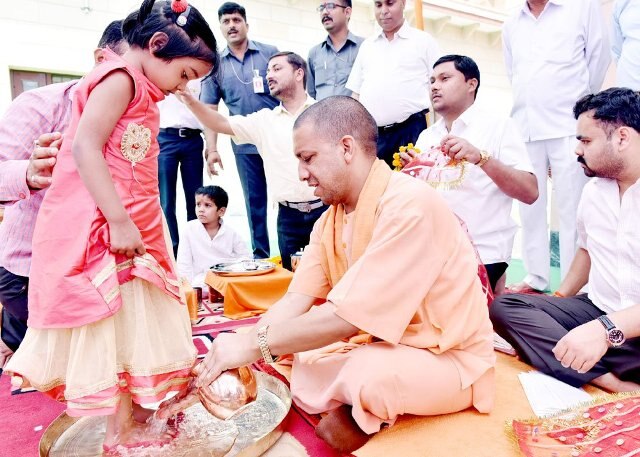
[0,80,77,277]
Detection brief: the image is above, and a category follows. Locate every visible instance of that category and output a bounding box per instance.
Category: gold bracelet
[476,150,491,167]
[552,291,565,298]
[257,325,274,364]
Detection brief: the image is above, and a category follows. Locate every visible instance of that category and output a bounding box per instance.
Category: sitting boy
[177,186,250,290]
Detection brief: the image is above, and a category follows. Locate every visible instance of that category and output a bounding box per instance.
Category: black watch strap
[597,315,615,331]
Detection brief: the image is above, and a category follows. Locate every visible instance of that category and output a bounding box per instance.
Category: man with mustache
[307,0,363,100]
[491,88,640,393]
[182,52,325,271]
[200,2,279,260]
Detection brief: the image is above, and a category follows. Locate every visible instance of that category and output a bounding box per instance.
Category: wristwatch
[597,315,625,347]
[257,325,274,363]
[476,150,491,167]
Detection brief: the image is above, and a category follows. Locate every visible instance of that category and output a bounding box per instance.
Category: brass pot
[197,366,258,420]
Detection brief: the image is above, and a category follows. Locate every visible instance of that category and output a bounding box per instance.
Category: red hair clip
[171,0,188,13]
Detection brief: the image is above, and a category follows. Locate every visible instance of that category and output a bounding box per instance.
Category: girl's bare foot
[103,393,180,452]
[131,403,155,423]
[103,416,178,452]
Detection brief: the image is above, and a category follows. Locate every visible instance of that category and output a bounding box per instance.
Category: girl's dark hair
[196,185,229,209]
[122,0,218,69]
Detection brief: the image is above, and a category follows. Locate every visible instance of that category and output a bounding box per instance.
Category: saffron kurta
[288,167,495,433]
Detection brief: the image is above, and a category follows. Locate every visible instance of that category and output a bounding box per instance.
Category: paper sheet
[518,370,592,418]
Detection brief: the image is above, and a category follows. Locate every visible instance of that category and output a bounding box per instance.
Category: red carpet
[0,374,65,456]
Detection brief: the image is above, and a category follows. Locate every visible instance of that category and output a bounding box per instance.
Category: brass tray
[211,260,276,277]
[40,371,291,457]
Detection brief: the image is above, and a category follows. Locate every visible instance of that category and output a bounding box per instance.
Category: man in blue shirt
[307,0,363,100]
[201,2,279,259]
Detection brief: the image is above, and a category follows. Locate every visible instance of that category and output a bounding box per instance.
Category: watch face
[609,329,625,346]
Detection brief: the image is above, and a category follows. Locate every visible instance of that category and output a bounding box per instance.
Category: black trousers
[484,262,508,292]
[490,293,640,387]
[377,110,428,167]
[0,267,29,352]
[277,203,327,271]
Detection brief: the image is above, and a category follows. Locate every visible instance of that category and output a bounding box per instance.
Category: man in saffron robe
[160,96,495,454]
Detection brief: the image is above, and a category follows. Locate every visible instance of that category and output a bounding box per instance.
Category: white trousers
[519,136,588,290]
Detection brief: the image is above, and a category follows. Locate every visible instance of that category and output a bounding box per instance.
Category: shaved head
[294,96,378,157]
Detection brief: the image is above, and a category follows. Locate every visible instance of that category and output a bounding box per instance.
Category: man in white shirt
[503,0,610,292]
[612,0,640,90]
[177,52,325,271]
[491,88,640,392]
[405,55,538,294]
[158,80,207,256]
[346,0,440,166]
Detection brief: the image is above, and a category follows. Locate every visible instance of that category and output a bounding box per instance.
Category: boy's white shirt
[176,218,251,288]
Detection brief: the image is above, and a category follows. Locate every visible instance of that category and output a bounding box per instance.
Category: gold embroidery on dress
[120,123,151,163]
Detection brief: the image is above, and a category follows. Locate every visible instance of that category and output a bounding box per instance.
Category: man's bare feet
[315,405,371,454]
[506,281,543,294]
[592,373,640,392]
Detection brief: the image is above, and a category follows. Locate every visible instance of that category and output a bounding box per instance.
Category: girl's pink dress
[5,50,196,416]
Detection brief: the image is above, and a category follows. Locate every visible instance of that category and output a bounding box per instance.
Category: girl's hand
[108,218,146,258]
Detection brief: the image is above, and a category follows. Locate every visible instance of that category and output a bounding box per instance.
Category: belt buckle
[178,128,189,138]
[297,202,311,213]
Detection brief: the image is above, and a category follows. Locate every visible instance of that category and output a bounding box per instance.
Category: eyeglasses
[317,3,348,12]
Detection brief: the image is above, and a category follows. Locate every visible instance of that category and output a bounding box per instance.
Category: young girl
[5,0,217,451]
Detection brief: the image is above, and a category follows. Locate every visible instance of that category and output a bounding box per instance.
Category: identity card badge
[252,69,265,94]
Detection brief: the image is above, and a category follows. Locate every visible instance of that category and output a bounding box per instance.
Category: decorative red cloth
[512,394,640,457]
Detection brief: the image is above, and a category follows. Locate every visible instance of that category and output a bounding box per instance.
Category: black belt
[159,127,202,138]
[378,109,429,131]
[279,199,324,213]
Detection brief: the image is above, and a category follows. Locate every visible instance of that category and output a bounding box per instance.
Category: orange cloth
[319,159,391,285]
[353,353,603,457]
[205,267,293,319]
[289,164,496,433]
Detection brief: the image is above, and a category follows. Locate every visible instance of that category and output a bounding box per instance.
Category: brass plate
[40,371,291,457]
[211,260,276,277]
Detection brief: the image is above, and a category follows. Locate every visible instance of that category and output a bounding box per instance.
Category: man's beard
[577,155,596,177]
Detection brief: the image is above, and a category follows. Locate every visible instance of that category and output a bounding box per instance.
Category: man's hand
[440,135,481,165]
[196,332,261,388]
[399,147,420,167]
[26,132,62,190]
[553,320,608,373]
[204,148,224,177]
